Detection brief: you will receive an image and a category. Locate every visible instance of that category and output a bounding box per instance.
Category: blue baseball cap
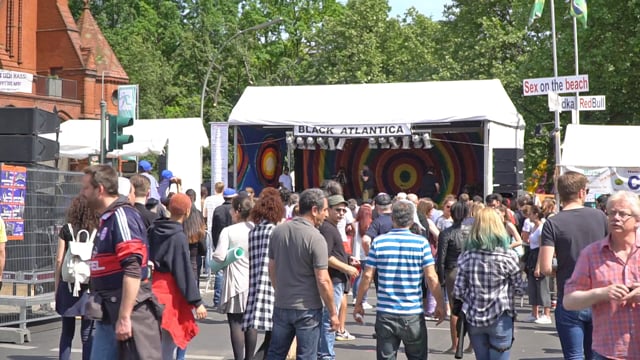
[223,188,237,198]
[161,170,173,179]
[138,160,152,172]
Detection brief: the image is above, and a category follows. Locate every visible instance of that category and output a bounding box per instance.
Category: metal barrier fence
[0,167,81,340]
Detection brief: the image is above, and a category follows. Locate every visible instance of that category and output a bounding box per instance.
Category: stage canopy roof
[228,79,523,128]
[561,124,638,167]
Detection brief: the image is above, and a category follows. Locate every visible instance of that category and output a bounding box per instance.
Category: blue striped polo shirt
[367,228,434,315]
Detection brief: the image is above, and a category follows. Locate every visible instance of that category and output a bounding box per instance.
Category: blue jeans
[353,264,368,303]
[266,307,322,360]
[554,302,593,360]
[59,317,94,360]
[375,312,427,360]
[213,270,224,306]
[90,321,117,360]
[318,281,344,360]
[467,313,513,360]
[176,346,186,360]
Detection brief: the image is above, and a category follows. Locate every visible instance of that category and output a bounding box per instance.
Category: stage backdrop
[235,126,287,192]
[236,127,483,203]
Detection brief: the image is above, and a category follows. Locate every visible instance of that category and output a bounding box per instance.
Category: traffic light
[108,114,134,151]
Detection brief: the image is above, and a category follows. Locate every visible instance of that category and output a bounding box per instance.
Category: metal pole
[100,72,107,164]
[550,0,563,210]
[573,17,580,124]
[233,125,238,189]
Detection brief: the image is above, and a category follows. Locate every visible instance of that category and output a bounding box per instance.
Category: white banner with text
[210,123,229,186]
[0,70,33,93]
[294,124,411,137]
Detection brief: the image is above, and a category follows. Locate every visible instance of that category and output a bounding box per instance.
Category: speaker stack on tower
[0,108,60,162]
[492,148,524,196]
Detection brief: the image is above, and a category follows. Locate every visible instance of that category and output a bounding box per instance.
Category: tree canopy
[70,0,639,191]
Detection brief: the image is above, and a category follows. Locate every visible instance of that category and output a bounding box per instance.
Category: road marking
[50,348,81,352]
[0,344,36,350]
[48,348,224,359]
[534,330,557,334]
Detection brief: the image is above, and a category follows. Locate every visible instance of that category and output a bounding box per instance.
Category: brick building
[0,0,128,120]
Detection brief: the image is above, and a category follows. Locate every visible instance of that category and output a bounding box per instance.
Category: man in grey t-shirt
[267,188,339,360]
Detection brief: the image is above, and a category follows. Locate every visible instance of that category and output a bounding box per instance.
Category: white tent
[229,79,522,128]
[44,118,209,206]
[561,124,640,194]
[228,79,525,196]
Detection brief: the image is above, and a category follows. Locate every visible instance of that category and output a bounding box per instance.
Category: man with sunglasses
[317,194,359,360]
[538,171,608,360]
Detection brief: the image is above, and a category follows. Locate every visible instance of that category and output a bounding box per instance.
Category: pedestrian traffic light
[108,114,134,151]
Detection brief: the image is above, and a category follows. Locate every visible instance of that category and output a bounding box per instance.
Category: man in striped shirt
[353,200,445,360]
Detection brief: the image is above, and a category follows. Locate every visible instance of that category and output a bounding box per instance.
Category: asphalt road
[0,286,565,360]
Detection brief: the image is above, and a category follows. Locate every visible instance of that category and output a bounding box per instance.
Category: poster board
[0,164,26,240]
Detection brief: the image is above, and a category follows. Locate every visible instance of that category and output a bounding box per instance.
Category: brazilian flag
[570,0,588,29]
[528,0,545,26]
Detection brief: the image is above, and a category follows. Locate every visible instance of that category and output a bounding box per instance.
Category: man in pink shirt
[564,190,640,360]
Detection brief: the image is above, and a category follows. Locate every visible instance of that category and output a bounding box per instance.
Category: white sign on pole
[551,95,606,112]
[523,74,589,96]
[0,70,33,93]
[548,92,561,111]
[210,123,229,186]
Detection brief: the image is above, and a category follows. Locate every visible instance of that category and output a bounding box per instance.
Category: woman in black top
[436,201,470,354]
[54,196,98,360]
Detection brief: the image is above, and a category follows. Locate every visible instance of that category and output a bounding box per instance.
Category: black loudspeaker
[493,148,524,193]
[0,108,59,134]
[0,135,59,162]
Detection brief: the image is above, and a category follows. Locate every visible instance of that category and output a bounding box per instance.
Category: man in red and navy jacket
[81,165,161,360]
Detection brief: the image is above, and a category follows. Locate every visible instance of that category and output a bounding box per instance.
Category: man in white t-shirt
[202,181,225,232]
[278,166,293,191]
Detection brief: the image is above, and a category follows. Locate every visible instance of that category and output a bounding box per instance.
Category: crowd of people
[46,161,640,360]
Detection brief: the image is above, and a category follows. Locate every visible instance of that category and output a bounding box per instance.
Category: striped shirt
[367,228,433,315]
[564,236,640,359]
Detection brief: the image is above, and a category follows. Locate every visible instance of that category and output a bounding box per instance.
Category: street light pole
[199,18,282,122]
[100,71,108,164]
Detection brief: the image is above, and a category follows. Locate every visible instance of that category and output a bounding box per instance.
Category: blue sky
[388,0,451,19]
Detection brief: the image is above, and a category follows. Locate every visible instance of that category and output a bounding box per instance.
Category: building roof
[76,2,128,80]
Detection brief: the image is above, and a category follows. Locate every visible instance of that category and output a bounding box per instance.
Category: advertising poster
[0,164,26,240]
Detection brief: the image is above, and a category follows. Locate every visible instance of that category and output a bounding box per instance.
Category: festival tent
[561,124,640,195]
[227,79,525,198]
[43,118,208,205]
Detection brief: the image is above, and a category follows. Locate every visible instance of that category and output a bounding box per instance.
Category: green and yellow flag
[570,0,588,29]
[528,0,546,26]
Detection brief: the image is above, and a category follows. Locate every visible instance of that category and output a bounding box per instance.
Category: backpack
[61,224,96,297]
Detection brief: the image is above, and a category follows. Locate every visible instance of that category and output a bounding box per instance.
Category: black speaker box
[0,108,59,134]
[0,135,59,162]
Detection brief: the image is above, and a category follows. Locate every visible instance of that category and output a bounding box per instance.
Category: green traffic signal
[108,114,134,151]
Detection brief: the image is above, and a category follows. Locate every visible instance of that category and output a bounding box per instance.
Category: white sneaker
[522,314,538,323]
[534,315,552,325]
[362,302,373,310]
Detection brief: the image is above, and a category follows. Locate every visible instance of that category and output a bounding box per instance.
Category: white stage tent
[44,118,209,206]
[228,79,525,197]
[561,124,640,195]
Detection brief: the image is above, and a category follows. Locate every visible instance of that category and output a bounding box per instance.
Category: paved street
[0,285,565,360]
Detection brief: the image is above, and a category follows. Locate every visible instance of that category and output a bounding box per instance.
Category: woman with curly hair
[55,196,99,360]
[242,187,285,359]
